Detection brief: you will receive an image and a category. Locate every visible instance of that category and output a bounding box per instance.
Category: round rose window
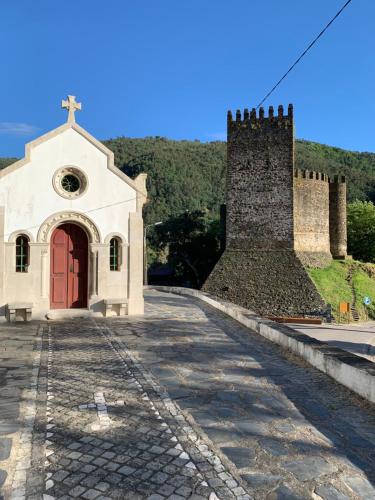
[53,167,88,199]
[61,174,80,193]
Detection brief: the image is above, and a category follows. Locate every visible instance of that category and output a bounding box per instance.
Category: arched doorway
[50,223,88,309]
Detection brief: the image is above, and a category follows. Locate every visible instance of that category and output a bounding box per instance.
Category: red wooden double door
[50,223,88,309]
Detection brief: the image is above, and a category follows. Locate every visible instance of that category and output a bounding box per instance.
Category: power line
[256,0,353,109]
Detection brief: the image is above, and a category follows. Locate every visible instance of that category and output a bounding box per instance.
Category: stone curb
[146,286,375,404]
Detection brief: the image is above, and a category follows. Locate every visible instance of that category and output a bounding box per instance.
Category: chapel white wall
[0,126,145,319]
[0,128,137,241]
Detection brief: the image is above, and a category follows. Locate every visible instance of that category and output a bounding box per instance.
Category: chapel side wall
[3,243,49,316]
[293,170,331,254]
[226,105,295,250]
[329,176,347,259]
[127,212,144,315]
[0,208,5,312]
[96,243,129,300]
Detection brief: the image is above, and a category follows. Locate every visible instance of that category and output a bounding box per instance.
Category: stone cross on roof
[61,95,82,123]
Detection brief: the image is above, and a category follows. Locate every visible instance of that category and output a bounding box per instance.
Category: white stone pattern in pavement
[113,290,375,499]
[77,391,121,432]
[33,319,250,500]
[9,326,43,499]
[45,327,56,497]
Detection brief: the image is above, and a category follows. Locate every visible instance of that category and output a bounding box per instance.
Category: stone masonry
[204,105,347,317]
[2,289,375,500]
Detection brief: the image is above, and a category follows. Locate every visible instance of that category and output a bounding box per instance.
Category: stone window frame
[52,166,88,200]
[104,233,128,272]
[15,234,30,273]
[109,237,121,271]
[7,230,35,274]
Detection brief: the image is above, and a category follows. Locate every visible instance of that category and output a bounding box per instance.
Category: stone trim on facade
[37,211,101,244]
[103,232,128,245]
[52,165,89,200]
[0,122,148,214]
[8,229,35,243]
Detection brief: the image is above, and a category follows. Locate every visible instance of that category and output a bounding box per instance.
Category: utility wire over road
[256,0,353,109]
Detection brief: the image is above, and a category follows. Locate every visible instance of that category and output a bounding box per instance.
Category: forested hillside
[104,137,375,224]
[0,158,17,169]
[2,137,375,225]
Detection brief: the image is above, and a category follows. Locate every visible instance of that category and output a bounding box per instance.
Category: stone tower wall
[329,176,347,259]
[226,105,294,250]
[204,103,348,317]
[293,169,330,254]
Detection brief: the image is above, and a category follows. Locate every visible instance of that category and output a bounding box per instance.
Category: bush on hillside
[347,201,375,263]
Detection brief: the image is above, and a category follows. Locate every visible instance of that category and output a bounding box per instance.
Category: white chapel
[0,95,147,321]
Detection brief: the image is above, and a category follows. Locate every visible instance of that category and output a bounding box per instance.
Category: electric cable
[256,0,353,109]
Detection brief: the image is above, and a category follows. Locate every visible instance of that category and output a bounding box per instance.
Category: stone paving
[19,315,248,499]
[0,322,41,497]
[104,290,375,499]
[1,289,375,499]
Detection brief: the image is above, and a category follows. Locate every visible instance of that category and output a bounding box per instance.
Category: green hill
[0,158,17,169]
[308,260,375,321]
[2,137,375,225]
[104,137,375,224]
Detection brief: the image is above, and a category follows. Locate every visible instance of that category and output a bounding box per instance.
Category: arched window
[109,238,121,271]
[16,235,29,272]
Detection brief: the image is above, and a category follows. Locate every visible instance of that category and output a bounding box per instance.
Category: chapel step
[46,309,93,320]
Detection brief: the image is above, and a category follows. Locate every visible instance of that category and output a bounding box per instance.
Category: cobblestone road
[1,289,375,499]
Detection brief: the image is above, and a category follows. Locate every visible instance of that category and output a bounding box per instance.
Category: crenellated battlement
[330,175,346,184]
[294,170,346,184]
[294,169,329,182]
[228,104,293,131]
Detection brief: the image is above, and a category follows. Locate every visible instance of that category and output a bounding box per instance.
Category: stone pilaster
[0,207,4,306]
[127,212,144,315]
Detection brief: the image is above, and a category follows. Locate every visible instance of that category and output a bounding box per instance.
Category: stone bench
[6,303,33,322]
[104,299,128,317]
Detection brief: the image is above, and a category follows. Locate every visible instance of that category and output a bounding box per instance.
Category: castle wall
[293,170,330,254]
[226,105,294,250]
[329,176,347,259]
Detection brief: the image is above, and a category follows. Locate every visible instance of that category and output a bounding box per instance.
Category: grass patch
[352,269,375,319]
[308,261,352,318]
[308,260,375,321]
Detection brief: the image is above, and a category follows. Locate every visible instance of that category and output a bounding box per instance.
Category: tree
[347,201,375,262]
[152,210,222,288]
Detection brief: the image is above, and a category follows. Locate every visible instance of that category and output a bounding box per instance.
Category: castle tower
[203,104,346,317]
[329,176,347,259]
[226,105,294,250]
[293,169,332,267]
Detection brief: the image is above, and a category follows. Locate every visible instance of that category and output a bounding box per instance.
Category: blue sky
[0,0,373,157]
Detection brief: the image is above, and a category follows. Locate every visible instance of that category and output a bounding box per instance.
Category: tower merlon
[330,175,346,184]
[294,170,329,182]
[227,104,294,128]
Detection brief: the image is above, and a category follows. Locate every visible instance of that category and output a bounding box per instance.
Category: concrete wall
[226,105,294,250]
[293,170,330,254]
